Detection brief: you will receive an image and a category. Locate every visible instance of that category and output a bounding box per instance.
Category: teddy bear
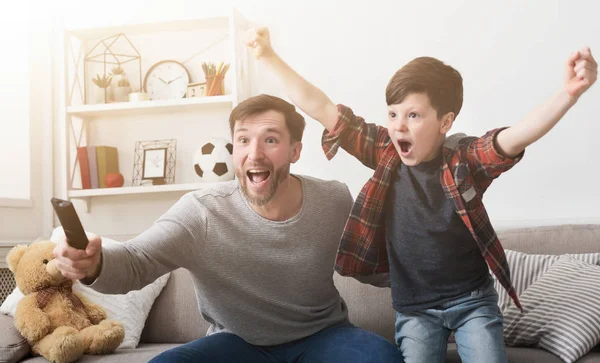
[7,240,125,363]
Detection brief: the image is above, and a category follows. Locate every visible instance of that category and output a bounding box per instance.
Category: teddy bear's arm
[78,294,107,324]
[14,294,51,342]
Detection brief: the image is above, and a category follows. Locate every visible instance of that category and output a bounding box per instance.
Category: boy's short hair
[229,94,306,143]
[386,57,463,118]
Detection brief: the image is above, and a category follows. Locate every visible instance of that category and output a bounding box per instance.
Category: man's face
[232,110,301,206]
[387,92,452,166]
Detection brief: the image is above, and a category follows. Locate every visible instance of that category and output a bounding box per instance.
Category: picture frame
[132,139,177,186]
[142,148,167,180]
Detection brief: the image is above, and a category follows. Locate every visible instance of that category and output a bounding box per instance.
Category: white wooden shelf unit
[58,8,257,211]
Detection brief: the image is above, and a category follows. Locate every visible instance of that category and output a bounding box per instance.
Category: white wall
[0,4,53,243]
[51,0,599,239]
[0,22,30,200]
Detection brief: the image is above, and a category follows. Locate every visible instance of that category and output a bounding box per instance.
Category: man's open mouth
[246,169,271,184]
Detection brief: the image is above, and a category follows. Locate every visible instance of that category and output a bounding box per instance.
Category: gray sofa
[2,224,600,362]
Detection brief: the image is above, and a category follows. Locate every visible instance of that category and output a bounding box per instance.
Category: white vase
[95,88,107,104]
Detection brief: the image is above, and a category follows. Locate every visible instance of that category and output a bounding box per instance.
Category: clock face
[144,61,190,100]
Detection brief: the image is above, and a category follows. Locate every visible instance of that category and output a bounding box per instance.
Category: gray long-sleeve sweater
[89,175,355,345]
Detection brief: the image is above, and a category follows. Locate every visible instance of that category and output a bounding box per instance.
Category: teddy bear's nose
[43,259,49,264]
[45,259,64,280]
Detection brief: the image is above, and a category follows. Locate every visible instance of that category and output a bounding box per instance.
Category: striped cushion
[502,257,600,363]
[493,250,600,312]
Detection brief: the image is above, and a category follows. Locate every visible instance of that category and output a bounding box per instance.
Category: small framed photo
[132,139,177,186]
[142,148,167,180]
[186,82,206,98]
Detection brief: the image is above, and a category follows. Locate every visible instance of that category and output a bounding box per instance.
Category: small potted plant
[108,66,131,102]
[113,72,132,102]
[92,73,112,104]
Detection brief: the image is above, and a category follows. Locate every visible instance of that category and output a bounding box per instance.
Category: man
[53,94,401,363]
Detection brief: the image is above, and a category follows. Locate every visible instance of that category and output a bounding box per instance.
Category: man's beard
[237,163,290,207]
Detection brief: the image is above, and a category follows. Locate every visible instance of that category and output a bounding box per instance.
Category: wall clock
[143,60,191,100]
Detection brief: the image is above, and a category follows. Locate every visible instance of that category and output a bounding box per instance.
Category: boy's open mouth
[398,140,413,154]
[247,169,271,184]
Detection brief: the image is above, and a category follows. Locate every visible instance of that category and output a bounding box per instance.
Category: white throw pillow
[0,228,170,349]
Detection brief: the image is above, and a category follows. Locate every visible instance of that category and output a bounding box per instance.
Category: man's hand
[245,27,275,60]
[53,233,102,281]
[565,46,597,99]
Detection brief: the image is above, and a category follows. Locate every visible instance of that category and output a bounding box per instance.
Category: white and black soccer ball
[193,138,235,182]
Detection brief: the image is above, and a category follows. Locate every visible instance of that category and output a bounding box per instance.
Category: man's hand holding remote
[53,233,103,281]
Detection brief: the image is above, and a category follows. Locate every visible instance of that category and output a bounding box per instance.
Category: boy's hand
[565,46,597,99]
[245,27,275,60]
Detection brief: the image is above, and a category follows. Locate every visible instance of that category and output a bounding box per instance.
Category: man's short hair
[386,57,463,118]
[229,94,306,143]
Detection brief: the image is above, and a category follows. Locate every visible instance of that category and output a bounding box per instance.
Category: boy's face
[232,110,302,206]
[387,92,453,166]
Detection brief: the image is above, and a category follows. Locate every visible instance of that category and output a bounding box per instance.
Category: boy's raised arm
[246,27,339,132]
[495,47,597,158]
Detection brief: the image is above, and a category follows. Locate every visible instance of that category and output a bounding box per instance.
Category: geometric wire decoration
[84,33,142,104]
[132,139,177,186]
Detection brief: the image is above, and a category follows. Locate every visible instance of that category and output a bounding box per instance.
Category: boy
[246,27,597,363]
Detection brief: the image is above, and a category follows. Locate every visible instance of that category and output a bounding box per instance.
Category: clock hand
[167,76,182,84]
[158,77,168,84]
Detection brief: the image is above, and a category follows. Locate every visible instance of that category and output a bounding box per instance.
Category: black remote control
[50,198,89,250]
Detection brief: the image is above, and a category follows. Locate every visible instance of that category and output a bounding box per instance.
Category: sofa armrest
[0,314,30,363]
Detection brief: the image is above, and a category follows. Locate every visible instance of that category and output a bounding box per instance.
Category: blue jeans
[395,276,507,363]
[150,322,401,363]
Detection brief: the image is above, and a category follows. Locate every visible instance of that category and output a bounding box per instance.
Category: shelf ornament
[84,33,141,104]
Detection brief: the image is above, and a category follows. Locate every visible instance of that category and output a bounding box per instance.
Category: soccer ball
[193,138,235,182]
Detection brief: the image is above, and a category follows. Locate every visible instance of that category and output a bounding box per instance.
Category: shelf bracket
[77,197,91,213]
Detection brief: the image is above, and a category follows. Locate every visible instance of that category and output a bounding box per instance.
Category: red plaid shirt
[322,104,523,311]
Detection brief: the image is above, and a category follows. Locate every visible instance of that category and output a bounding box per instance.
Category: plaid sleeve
[321,104,390,170]
[467,127,525,191]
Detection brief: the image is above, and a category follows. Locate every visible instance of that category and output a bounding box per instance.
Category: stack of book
[76,146,119,189]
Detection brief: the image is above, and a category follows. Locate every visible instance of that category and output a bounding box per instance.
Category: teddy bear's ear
[7,244,29,273]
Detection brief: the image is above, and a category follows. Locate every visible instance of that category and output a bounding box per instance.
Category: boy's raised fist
[565,47,597,98]
[245,27,275,59]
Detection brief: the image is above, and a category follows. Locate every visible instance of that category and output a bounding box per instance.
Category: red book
[77,147,91,189]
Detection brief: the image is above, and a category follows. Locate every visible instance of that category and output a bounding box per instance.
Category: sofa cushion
[503,257,600,363]
[0,314,29,363]
[576,352,600,363]
[333,272,395,343]
[446,344,563,363]
[497,224,600,255]
[19,343,180,362]
[141,268,210,344]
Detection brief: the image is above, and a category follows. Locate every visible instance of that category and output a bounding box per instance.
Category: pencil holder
[205,75,225,96]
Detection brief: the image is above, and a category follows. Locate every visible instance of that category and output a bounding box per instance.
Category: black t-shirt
[385,151,489,313]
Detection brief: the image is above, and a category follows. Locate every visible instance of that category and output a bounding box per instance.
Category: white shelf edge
[68,182,223,198]
[67,95,233,116]
[66,15,231,39]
